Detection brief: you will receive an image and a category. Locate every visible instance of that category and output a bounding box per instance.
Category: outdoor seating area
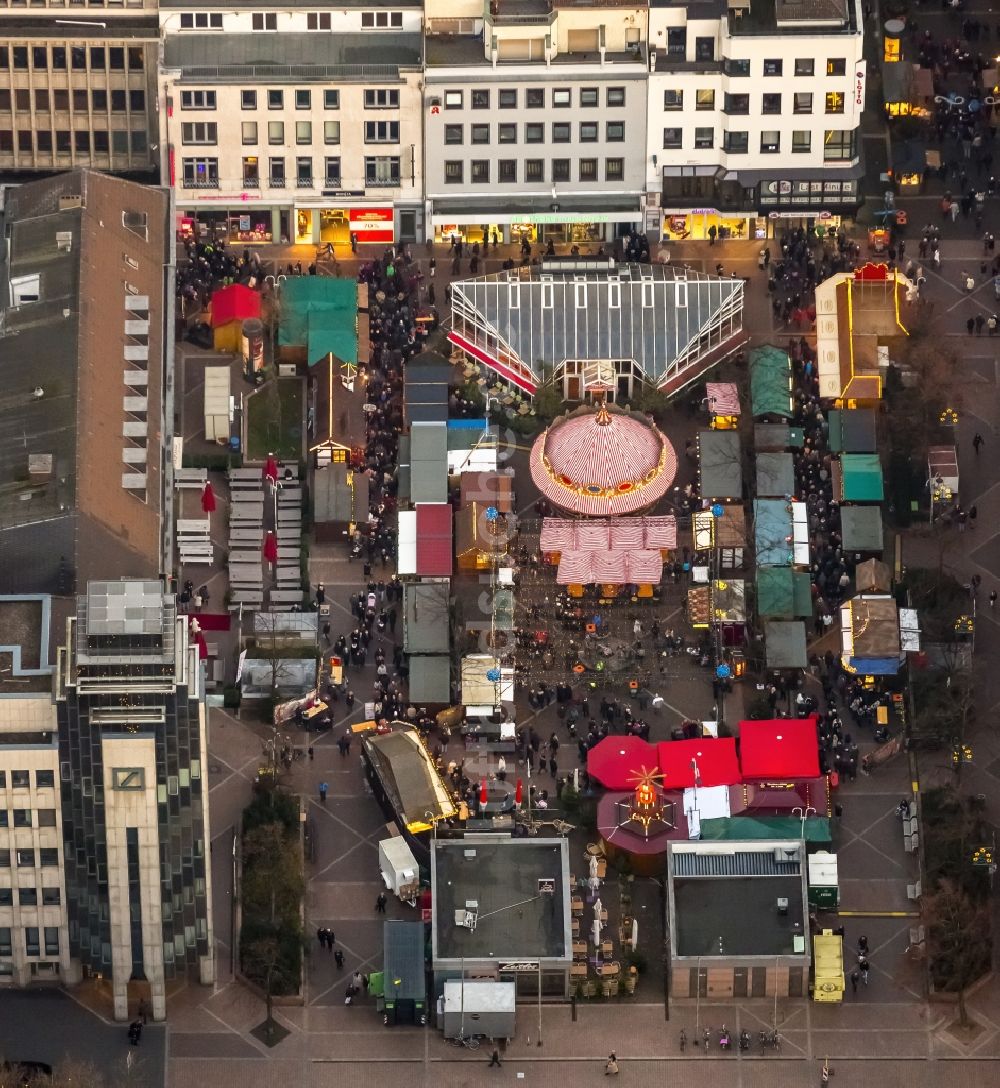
[568,844,637,998]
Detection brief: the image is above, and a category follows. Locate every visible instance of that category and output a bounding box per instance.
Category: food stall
[379,835,421,904]
[807,851,840,911]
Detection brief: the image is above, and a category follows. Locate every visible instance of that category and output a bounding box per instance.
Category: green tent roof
[278,277,358,366]
[763,620,808,668]
[749,346,793,419]
[307,313,358,369]
[840,505,884,552]
[828,409,877,453]
[756,567,813,618]
[756,451,795,498]
[839,453,884,502]
[754,499,793,567]
[700,816,832,844]
[408,655,451,702]
[699,429,743,500]
[754,423,805,451]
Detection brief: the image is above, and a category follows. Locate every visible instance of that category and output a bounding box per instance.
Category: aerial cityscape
[0,0,998,1085]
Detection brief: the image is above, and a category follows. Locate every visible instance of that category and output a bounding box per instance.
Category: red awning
[586,736,658,790]
[657,738,742,789]
[738,718,820,781]
[210,283,261,327]
[415,502,453,577]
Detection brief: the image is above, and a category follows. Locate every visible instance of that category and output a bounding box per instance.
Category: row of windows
[442,86,626,110]
[181,88,393,111]
[0,849,59,867]
[0,772,54,790]
[184,154,398,186]
[0,129,147,153]
[663,89,844,115]
[245,9,403,29]
[0,886,61,906]
[444,121,625,146]
[183,119,397,146]
[241,155,343,184]
[0,927,60,957]
[663,127,856,158]
[0,88,144,112]
[0,809,56,828]
[444,158,624,184]
[0,45,144,71]
[724,57,847,78]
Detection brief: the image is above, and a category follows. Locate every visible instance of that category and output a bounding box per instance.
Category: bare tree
[924,878,992,1027]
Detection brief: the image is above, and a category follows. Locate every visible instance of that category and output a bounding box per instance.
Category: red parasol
[479,778,488,806]
[200,480,217,513]
[586,735,658,790]
[515,779,523,805]
[263,453,279,485]
[263,530,278,565]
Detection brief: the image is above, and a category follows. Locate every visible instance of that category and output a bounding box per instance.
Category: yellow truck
[813,929,845,1003]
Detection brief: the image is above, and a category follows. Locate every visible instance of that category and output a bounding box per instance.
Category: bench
[229,550,261,564]
[270,589,306,604]
[175,467,208,489]
[179,554,215,566]
[906,881,922,901]
[177,518,211,535]
[276,547,300,561]
[903,816,919,854]
[230,591,263,606]
[229,527,263,541]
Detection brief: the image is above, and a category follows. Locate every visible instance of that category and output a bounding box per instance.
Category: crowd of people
[176,236,262,312]
[766,228,864,328]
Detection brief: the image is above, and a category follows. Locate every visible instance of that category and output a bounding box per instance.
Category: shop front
[296,204,396,245]
[179,205,284,245]
[661,208,760,243]
[756,178,860,237]
[430,207,641,246]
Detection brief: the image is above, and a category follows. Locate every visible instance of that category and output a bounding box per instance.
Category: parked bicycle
[759,1029,781,1055]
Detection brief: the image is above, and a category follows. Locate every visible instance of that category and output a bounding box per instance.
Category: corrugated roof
[383,921,426,1003]
[749,346,793,419]
[840,505,884,552]
[756,568,813,619]
[754,499,794,567]
[673,849,802,877]
[164,31,422,72]
[828,409,877,453]
[838,454,884,502]
[415,503,453,577]
[409,424,449,504]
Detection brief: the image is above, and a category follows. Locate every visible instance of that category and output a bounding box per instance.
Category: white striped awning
[707,382,741,416]
[541,515,678,551]
[609,519,645,549]
[540,519,576,551]
[576,520,612,548]
[555,549,664,586]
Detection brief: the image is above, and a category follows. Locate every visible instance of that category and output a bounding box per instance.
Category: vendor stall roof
[657,737,742,789]
[365,728,456,828]
[836,453,884,502]
[828,409,877,453]
[856,557,891,593]
[409,423,449,504]
[700,816,832,844]
[699,430,743,500]
[455,502,511,564]
[587,735,658,789]
[460,471,515,512]
[706,382,741,416]
[840,595,901,674]
[693,505,747,551]
[408,654,452,703]
[461,654,514,708]
[763,619,808,668]
[403,582,450,655]
[754,499,794,568]
[749,345,793,419]
[738,718,820,781]
[756,452,795,498]
[210,283,260,327]
[840,505,884,553]
[756,567,813,619]
[415,503,453,578]
[755,423,805,451]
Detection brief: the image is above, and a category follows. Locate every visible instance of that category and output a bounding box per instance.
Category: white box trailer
[378,835,419,902]
[442,980,515,1042]
[204,366,231,443]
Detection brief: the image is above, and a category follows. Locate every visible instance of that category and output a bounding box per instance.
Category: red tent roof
[210,283,261,327]
[738,718,820,781]
[415,503,453,577]
[656,737,742,789]
[586,736,658,790]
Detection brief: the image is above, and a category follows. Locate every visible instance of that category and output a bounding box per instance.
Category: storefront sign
[350,207,394,243]
[768,210,833,219]
[499,961,540,973]
[323,190,364,199]
[855,62,867,108]
[239,215,250,231]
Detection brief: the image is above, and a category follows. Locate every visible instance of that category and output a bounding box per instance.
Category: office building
[646,0,866,242]
[158,0,425,246]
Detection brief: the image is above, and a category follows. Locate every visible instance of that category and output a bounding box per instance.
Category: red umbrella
[479,778,488,806]
[515,778,523,806]
[586,735,658,790]
[263,530,278,565]
[200,480,217,514]
[263,452,279,485]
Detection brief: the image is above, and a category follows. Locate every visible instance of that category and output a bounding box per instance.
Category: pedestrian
[850,969,859,994]
[605,1053,620,1076]
[991,590,997,608]
[958,508,968,532]
[334,947,344,969]
[967,316,976,335]
[308,746,314,760]
[969,504,978,527]
[857,934,869,955]
[973,432,985,454]
[324,927,334,949]
[322,621,332,645]
[976,313,985,335]
[858,956,870,984]
[319,781,328,804]
[317,927,327,949]
[316,582,326,605]
[138,998,149,1025]
[346,690,355,709]
[375,892,387,913]
[488,1047,502,1068]
[821,1063,831,1085]
[352,970,363,993]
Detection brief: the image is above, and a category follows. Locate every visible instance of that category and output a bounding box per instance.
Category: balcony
[242,177,260,189]
[296,176,314,188]
[269,177,286,188]
[324,177,342,188]
[183,178,219,189]
[365,177,400,188]
[485,0,556,27]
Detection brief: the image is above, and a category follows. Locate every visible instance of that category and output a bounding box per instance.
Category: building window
[662,127,682,149]
[763,58,782,76]
[471,160,490,183]
[296,156,312,185]
[16,849,34,868]
[824,128,856,161]
[295,89,311,110]
[471,124,490,144]
[324,157,341,184]
[13,810,31,828]
[268,121,284,144]
[499,123,517,144]
[694,127,714,149]
[663,89,683,111]
[324,90,340,109]
[181,122,217,145]
[760,130,780,153]
[444,124,463,146]
[794,93,813,114]
[242,122,258,145]
[24,928,39,957]
[795,58,815,76]
[579,158,597,181]
[364,120,398,143]
[362,11,404,27]
[91,89,106,110]
[37,810,56,828]
[605,157,624,181]
[578,121,598,143]
[11,771,28,789]
[552,158,570,181]
[41,887,60,906]
[552,122,571,143]
[695,36,714,61]
[666,27,686,56]
[0,930,10,956]
[241,90,257,110]
[19,888,37,906]
[723,131,748,153]
[44,928,59,956]
[444,91,463,109]
[307,12,331,29]
[35,772,54,789]
[525,123,543,143]
[269,157,285,185]
[724,94,749,115]
[0,890,9,906]
[827,58,846,76]
[365,89,400,109]
[606,87,625,107]
[580,87,598,107]
[724,58,750,77]
[499,159,516,182]
[499,90,518,109]
[180,12,223,28]
[182,158,219,187]
[243,157,259,185]
[825,91,845,114]
[527,89,545,108]
[553,89,571,108]
[39,849,57,868]
[323,120,340,144]
[365,155,400,185]
[268,89,283,110]
[762,93,781,115]
[444,160,463,184]
[251,12,278,30]
[696,89,715,111]
[525,158,544,181]
[606,121,625,142]
[467,89,488,110]
[792,130,812,153]
[180,90,216,110]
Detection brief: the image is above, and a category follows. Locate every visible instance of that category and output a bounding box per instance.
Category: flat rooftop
[0,596,54,693]
[433,838,569,962]
[674,875,806,956]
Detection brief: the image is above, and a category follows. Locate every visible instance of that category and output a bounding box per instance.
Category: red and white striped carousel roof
[529,404,677,516]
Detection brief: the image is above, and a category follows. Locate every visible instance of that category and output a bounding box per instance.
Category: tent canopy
[763,619,808,668]
[365,729,455,826]
[699,430,743,500]
[278,277,358,366]
[700,815,832,844]
[754,499,794,567]
[749,346,793,419]
[210,283,261,327]
[828,409,877,453]
[656,737,742,789]
[856,557,891,593]
[756,567,813,618]
[408,655,452,703]
[586,735,658,789]
[840,505,884,552]
[415,503,453,577]
[738,717,820,780]
[755,423,805,450]
[837,453,884,502]
[756,452,795,498]
[403,582,451,655]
